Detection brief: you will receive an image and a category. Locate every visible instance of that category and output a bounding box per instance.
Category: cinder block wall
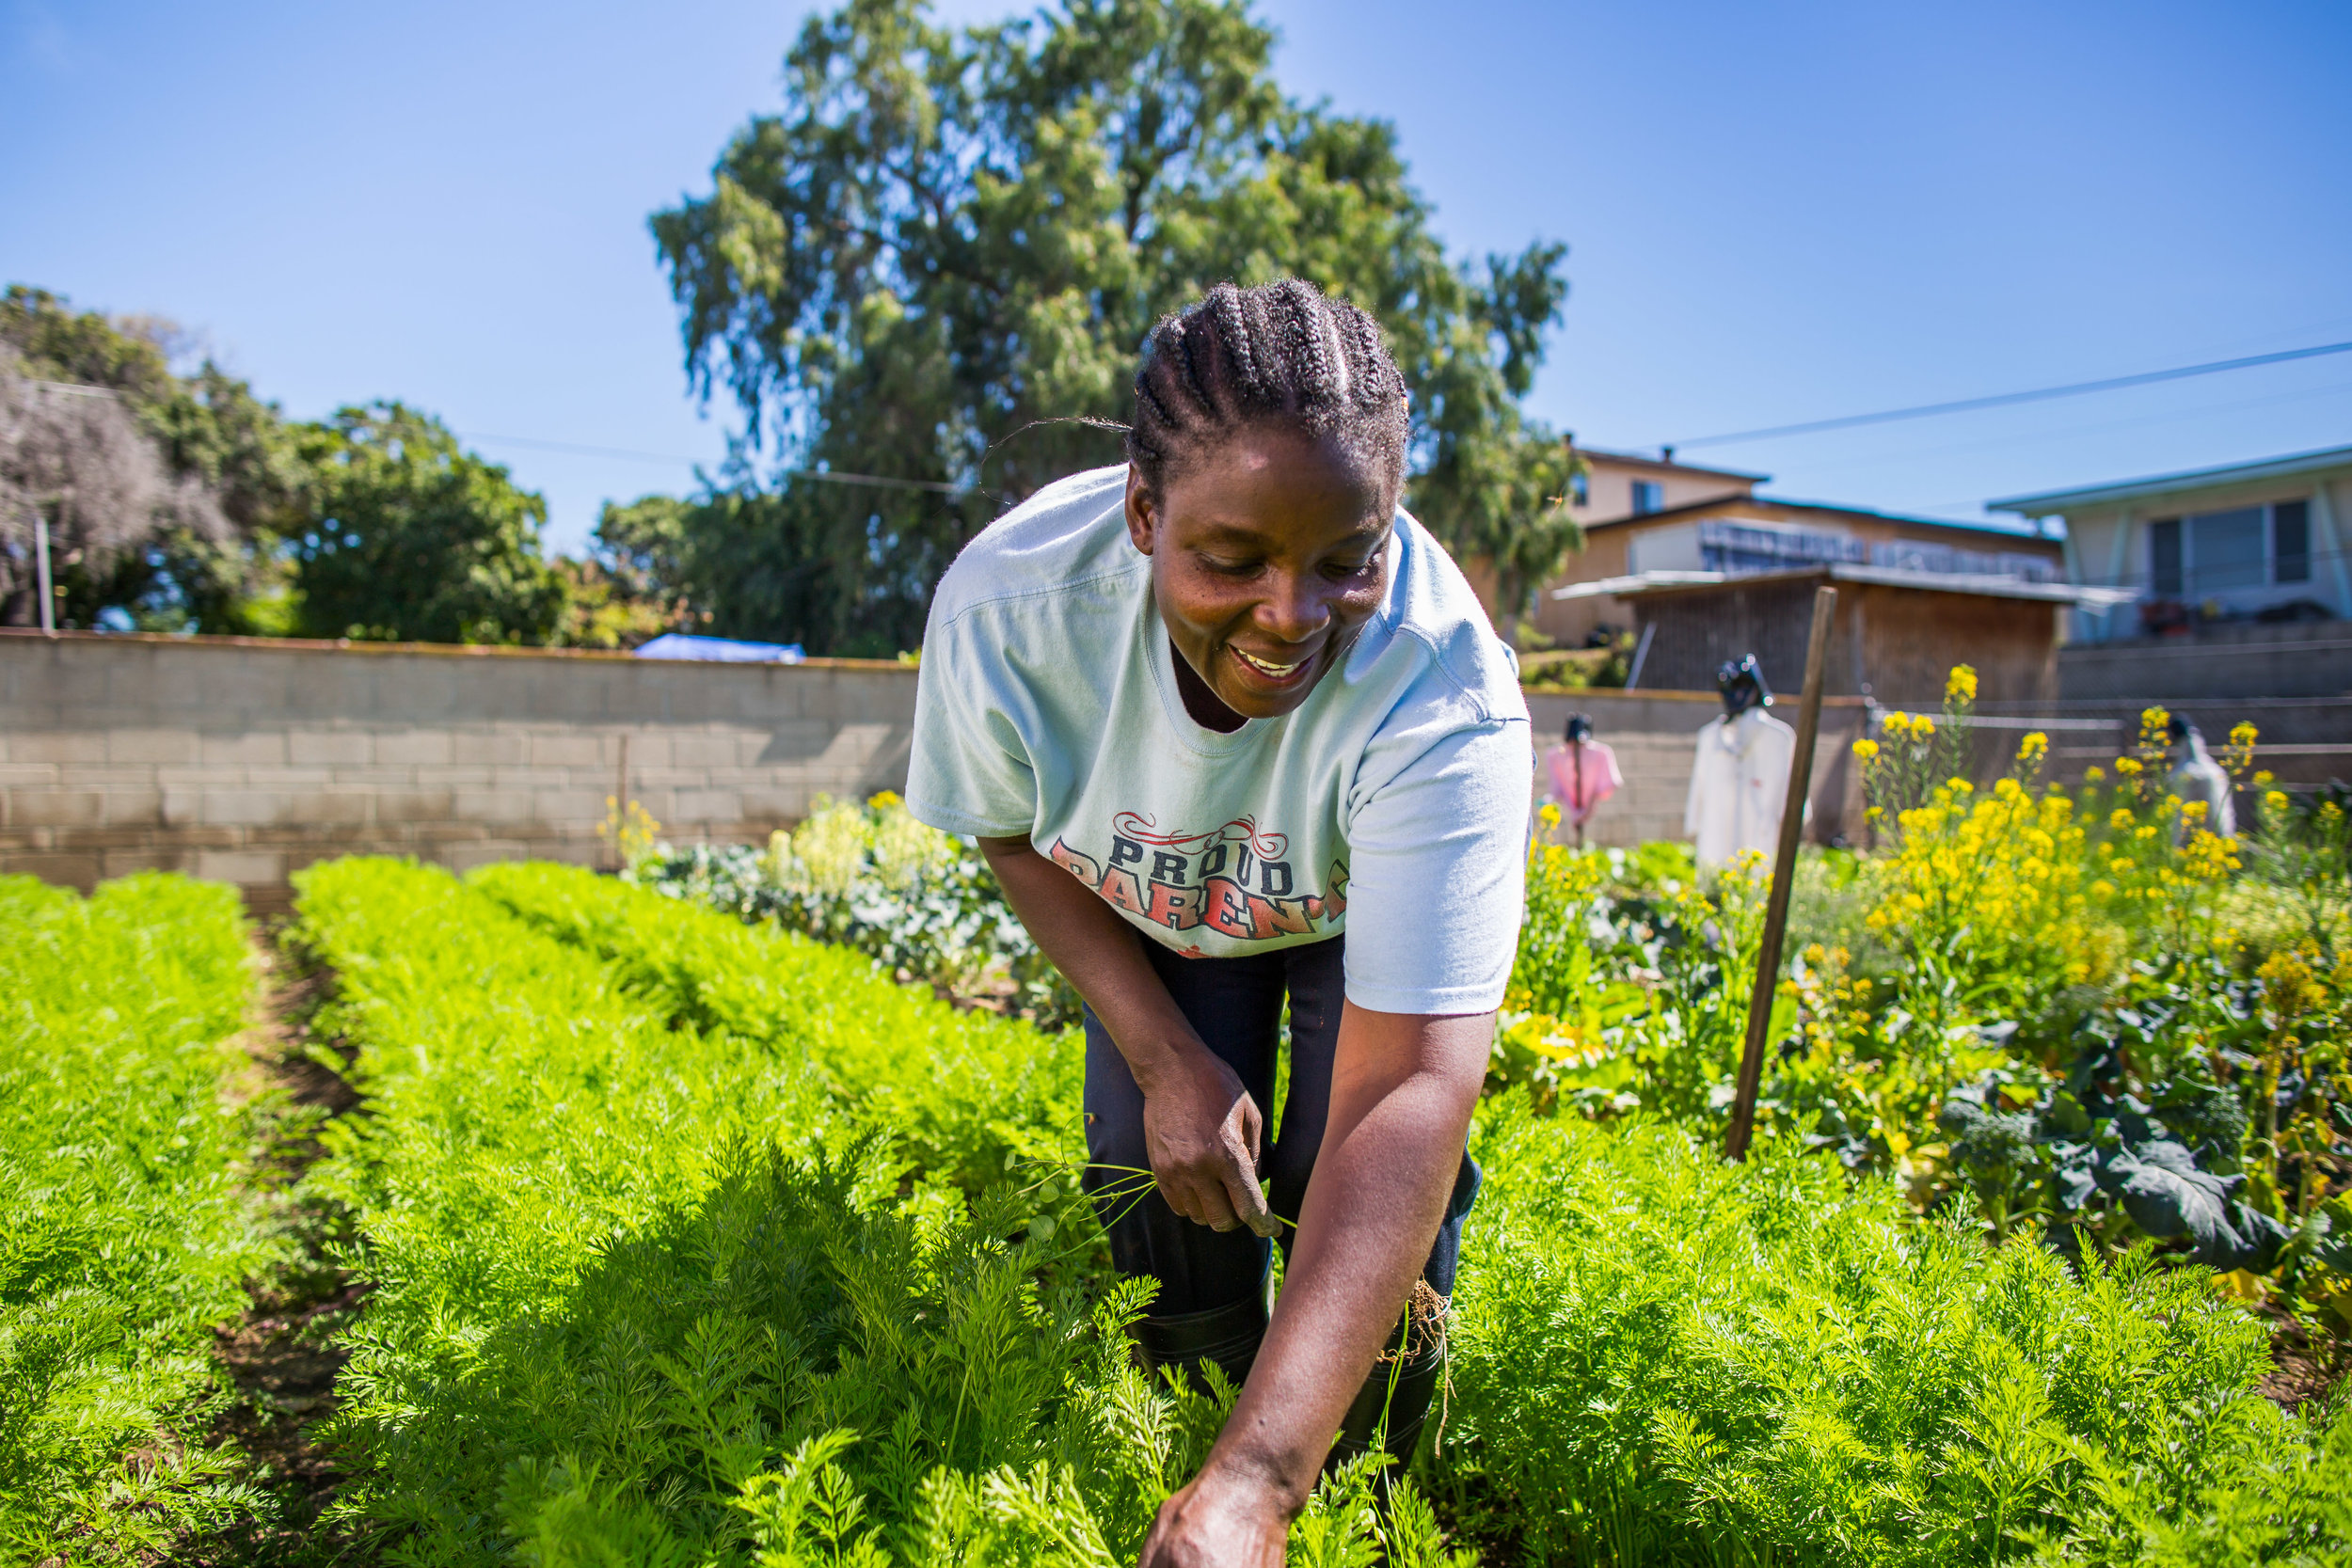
[1,630,916,911]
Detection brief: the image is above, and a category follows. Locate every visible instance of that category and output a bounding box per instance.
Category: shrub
[628,793,1080,1028]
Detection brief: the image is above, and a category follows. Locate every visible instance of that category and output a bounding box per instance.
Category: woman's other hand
[1135,1039,1279,1238]
[1137,1463,1292,1567]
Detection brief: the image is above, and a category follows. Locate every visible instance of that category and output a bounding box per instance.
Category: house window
[2147,500,2314,598]
[1630,480,1662,515]
[2276,499,2311,583]
[2149,517,2183,597]
[1570,469,1590,506]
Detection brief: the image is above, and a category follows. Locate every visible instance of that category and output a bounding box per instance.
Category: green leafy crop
[0,873,279,1560]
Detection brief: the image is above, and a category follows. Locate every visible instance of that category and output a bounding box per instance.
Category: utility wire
[460,431,978,495]
[1671,341,2352,450]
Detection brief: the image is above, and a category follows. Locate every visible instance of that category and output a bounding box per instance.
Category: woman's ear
[1123,463,1157,556]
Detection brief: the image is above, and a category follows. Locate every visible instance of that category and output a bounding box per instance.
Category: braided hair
[1126,279,1411,501]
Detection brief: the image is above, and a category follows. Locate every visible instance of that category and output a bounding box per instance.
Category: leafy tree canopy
[1,286,305,630]
[4,288,598,647]
[292,403,566,645]
[652,0,1581,656]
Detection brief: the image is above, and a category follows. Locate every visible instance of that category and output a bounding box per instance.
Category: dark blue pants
[1081,933,1480,1318]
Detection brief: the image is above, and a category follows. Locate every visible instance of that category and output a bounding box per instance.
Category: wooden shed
[1554,565,2132,707]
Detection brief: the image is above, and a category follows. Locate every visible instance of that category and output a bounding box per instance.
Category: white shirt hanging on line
[1684,706,1802,869]
[2169,734,2238,840]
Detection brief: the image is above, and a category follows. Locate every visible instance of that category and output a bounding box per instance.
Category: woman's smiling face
[1125,425,1396,729]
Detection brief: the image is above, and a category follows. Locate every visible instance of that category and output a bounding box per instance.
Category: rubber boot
[1326,1291,1448,1498]
[1129,1288,1268,1397]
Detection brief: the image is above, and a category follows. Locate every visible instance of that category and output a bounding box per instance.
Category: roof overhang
[1551,564,2138,609]
[1989,444,2352,516]
[1581,493,2063,543]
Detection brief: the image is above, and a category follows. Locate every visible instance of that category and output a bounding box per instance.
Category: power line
[1671,340,2352,450]
[459,431,978,495]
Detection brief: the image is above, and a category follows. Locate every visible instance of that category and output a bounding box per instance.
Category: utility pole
[35,517,55,634]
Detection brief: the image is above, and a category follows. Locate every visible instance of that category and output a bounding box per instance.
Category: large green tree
[651,0,1581,656]
[1,286,306,631]
[292,403,566,645]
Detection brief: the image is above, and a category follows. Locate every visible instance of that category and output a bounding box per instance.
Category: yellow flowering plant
[1854,665,1976,844]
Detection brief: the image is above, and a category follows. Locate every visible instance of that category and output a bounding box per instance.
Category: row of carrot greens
[0,873,284,1561]
[304,857,2350,1562]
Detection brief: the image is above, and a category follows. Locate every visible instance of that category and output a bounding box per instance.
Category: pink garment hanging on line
[1543,739,1623,825]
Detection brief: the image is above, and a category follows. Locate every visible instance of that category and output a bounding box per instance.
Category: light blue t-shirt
[906,466,1531,1015]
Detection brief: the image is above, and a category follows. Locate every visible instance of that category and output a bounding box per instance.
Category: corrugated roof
[1579,491,2061,544]
[1551,563,2137,608]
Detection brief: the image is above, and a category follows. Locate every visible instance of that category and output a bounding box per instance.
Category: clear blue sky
[7,0,2348,553]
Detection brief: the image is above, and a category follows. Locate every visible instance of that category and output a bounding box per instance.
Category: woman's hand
[977,835,1277,1238]
[1137,1464,1291,1568]
[1135,1040,1279,1238]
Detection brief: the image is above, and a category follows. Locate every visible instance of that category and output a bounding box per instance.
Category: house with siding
[1528,447,2069,653]
[1989,444,2352,645]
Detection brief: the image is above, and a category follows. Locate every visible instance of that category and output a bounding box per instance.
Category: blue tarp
[632,633,805,664]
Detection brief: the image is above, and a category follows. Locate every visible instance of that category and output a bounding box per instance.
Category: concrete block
[1,851,103,888]
[528,788,610,823]
[414,766,498,789]
[740,786,813,820]
[0,763,61,789]
[441,839,532,871]
[529,733,607,768]
[8,791,108,828]
[669,790,746,824]
[242,768,335,795]
[381,727,458,767]
[196,848,286,885]
[371,789,454,823]
[199,790,295,827]
[0,730,108,765]
[103,847,190,877]
[57,823,175,850]
[755,719,834,764]
[107,728,202,765]
[288,729,373,768]
[671,732,752,768]
[282,790,375,825]
[448,729,526,766]
[614,732,671,768]
[453,789,537,824]
[199,729,290,766]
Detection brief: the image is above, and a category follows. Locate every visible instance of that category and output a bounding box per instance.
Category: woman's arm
[1137,1003,1492,1566]
[978,835,1278,1237]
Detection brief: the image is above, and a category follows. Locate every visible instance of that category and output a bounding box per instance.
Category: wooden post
[612,734,630,873]
[1724,584,1838,1163]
